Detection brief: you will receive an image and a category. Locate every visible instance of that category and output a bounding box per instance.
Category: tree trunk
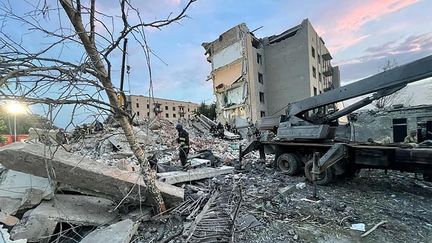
[59,0,166,212]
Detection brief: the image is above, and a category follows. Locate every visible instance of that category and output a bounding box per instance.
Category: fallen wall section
[0,143,183,207]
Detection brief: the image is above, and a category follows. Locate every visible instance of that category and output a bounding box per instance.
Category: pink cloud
[168,0,182,6]
[316,0,419,53]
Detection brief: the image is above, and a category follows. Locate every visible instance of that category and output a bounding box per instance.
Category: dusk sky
[118,0,432,104]
[4,0,432,127]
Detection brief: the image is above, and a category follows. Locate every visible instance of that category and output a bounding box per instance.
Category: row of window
[136,111,188,119]
[136,103,192,112]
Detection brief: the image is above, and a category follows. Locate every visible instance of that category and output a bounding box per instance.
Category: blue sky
[3,0,432,127]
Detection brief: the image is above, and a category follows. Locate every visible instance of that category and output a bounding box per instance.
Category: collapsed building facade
[202,19,340,129]
[126,95,199,123]
[350,104,432,143]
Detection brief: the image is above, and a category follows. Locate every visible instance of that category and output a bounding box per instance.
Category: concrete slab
[0,212,19,226]
[80,219,138,243]
[0,170,54,214]
[0,143,184,207]
[10,194,120,242]
[278,185,296,197]
[0,225,27,243]
[157,166,234,184]
[190,158,211,168]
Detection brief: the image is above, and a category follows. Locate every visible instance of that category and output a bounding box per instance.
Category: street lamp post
[6,102,27,142]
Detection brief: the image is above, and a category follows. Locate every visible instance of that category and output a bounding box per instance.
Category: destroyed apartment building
[350,104,432,143]
[126,95,199,123]
[202,19,340,129]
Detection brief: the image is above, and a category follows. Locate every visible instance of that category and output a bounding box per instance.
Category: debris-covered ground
[0,117,431,243]
[232,164,432,243]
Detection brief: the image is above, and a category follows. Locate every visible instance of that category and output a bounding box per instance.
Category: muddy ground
[234,164,432,243]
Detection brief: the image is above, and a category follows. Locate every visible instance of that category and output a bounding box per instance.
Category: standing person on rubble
[217,122,224,138]
[404,130,417,144]
[176,124,190,170]
[56,128,68,145]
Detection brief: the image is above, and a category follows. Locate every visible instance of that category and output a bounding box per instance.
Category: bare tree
[374,59,412,109]
[0,0,196,212]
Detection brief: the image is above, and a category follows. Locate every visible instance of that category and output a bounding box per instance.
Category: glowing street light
[6,101,28,142]
[6,102,27,115]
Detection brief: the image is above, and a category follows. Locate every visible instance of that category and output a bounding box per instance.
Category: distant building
[202,19,340,128]
[126,95,199,123]
[350,105,432,143]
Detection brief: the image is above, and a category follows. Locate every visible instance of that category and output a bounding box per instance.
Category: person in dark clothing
[225,122,231,132]
[176,124,190,170]
[94,120,104,132]
[56,128,68,145]
[217,122,224,138]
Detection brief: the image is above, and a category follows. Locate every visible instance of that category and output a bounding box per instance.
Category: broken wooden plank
[0,143,183,207]
[157,166,234,184]
[184,190,219,241]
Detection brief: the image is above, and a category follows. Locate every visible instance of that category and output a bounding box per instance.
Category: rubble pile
[1,117,430,243]
[0,117,244,242]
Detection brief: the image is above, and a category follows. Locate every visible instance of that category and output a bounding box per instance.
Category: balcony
[322,52,332,61]
[323,66,333,77]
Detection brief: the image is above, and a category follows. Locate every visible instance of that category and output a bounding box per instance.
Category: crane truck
[240,55,432,184]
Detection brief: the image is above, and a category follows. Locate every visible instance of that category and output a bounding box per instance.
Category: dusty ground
[235,163,432,243]
[131,158,432,243]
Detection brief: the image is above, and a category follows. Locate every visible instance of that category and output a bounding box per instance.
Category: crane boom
[271,54,432,140]
[289,54,432,117]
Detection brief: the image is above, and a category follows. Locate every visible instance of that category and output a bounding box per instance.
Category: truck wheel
[424,173,432,182]
[304,160,334,185]
[277,153,300,176]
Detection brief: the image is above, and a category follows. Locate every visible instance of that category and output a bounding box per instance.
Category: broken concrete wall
[0,143,183,207]
[203,24,251,126]
[351,105,432,142]
[213,61,242,90]
[212,41,243,70]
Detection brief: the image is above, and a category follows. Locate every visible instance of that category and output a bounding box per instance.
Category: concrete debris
[0,169,53,217]
[0,117,250,242]
[80,219,138,243]
[236,214,262,231]
[224,130,241,140]
[0,212,19,226]
[0,225,27,243]
[0,143,184,207]
[189,158,211,168]
[278,185,297,197]
[157,166,234,184]
[296,182,306,189]
[350,223,366,232]
[10,210,58,242]
[10,194,119,242]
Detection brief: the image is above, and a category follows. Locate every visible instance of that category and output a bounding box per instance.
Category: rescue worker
[94,120,104,132]
[404,130,417,144]
[56,128,68,145]
[176,124,190,170]
[225,122,231,132]
[217,122,224,138]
